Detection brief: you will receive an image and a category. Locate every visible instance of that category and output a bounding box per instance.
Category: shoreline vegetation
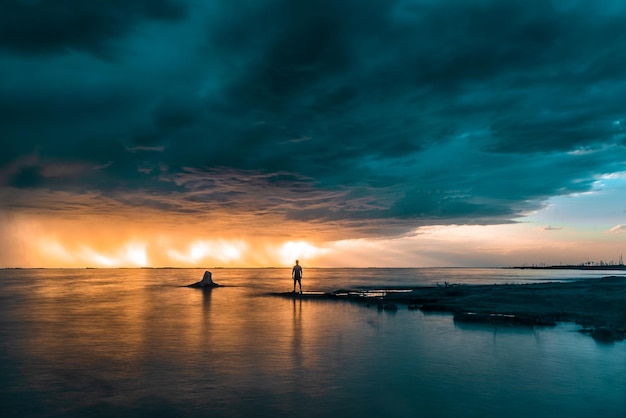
[274,276,626,342]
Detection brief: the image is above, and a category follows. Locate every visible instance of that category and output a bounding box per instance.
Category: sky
[1,0,625,268]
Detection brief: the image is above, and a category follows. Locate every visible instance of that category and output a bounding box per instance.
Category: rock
[200,271,218,287]
[419,303,452,312]
[186,271,220,288]
[589,326,625,342]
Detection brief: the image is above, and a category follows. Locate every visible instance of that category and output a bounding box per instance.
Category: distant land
[513,254,625,270]
[513,265,626,271]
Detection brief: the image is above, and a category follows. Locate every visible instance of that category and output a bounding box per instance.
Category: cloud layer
[1,0,626,243]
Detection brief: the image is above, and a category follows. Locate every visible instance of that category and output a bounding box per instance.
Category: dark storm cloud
[2,0,626,238]
[0,0,188,57]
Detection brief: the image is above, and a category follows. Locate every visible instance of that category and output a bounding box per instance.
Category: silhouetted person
[292,260,303,294]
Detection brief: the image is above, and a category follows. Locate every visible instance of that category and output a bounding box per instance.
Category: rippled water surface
[1,268,625,417]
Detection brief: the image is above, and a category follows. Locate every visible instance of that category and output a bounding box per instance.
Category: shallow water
[1,268,625,417]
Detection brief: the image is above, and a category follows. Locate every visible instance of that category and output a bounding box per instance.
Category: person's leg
[298,278,302,294]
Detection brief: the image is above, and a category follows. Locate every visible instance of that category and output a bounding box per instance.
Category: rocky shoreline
[275,276,626,342]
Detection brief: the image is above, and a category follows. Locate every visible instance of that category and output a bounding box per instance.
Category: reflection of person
[292,260,303,294]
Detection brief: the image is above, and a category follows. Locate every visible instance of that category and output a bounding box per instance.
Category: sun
[125,242,148,266]
[279,241,325,266]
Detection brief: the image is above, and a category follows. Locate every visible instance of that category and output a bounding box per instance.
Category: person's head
[295,260,299,265]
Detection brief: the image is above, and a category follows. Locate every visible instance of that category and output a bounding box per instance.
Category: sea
[1,268,625,418]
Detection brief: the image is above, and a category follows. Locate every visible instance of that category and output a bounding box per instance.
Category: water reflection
[291,298,303,370]
[454,318,539,343]
[1,269,625,418]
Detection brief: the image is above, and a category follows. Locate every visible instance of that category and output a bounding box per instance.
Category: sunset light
[1,0,625,269]
[167,239,247,266]
[279,241,327,265]
[3,2,626,418]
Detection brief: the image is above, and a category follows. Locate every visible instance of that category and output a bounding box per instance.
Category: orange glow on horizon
[167,239,248,266]
[1,212,625,268]
[279,241,327,266]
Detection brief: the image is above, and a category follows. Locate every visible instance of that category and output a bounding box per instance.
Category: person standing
[292,260,303,294]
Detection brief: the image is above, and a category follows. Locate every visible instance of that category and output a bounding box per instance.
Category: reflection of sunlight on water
[1,269,625,417]
[332,288,414,301]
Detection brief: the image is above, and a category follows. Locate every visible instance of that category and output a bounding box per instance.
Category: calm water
[1,268,625,417]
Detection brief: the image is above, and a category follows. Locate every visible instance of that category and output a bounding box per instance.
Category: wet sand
[274,276,626,341]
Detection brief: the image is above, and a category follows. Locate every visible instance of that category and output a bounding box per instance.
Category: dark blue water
[1,268,625,417]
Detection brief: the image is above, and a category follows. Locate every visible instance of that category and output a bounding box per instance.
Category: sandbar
[274,276,626,341]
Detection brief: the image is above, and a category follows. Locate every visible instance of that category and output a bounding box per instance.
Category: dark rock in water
[186,271,221,288]
[588,326,625,342]
[579,326,626,342]
[420,303,452,312]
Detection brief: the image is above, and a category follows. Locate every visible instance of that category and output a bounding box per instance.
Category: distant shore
[275,275,626,342]
[511,265,626,271]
